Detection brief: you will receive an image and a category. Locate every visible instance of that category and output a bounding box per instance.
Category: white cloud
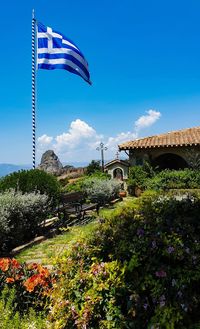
[106,131,138,151]
[105,109,161,154]
[54,119,101,153]
[38,134,53,145]
[37,109,161,163]
[135,109,161,131]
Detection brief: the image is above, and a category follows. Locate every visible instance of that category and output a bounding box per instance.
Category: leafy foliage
[0,190,50,251]
[0,258,54,314]
[47,191,200,328]
[128,167,200,194]
[184,148,200,170]
[0,287,47,329]
[58,176,69,187]
[146,168,200,190]
[0,169,61,206]
[82,177,121,204]
[86,160,101,175]
[127,163,155,195]
[62,172,111,195]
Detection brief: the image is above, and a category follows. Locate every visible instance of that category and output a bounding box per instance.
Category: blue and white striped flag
[36,22,91,84]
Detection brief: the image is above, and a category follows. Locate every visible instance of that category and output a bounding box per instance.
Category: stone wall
[129,145,200,169]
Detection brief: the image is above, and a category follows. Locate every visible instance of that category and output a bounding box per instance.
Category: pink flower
[155,270,167,278]
[167,246,175,254]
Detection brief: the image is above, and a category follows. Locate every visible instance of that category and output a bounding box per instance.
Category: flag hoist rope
[32,9,36,169]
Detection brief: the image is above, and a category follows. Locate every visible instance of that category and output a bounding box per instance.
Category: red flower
[6,277,15,284]
[38,266,50,278]
[11,259,21,269]
[0,258,10,272]
[24,270,51,293]
[24,274,40,292]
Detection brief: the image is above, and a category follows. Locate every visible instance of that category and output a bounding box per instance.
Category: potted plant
[119,189,127,198]
[127,166,148,197]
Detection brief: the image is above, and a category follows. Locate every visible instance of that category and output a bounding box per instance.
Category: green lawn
[16,197,135,267]
[16,221,98,267]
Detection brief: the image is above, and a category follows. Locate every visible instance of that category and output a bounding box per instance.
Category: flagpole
[32,9,36,169]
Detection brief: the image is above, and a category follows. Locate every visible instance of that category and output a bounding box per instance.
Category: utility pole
[96,142,107,172]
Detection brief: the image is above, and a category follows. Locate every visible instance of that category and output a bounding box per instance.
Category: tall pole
[101,147,104,170]
[32,9,36,169]
[96,142,107,172]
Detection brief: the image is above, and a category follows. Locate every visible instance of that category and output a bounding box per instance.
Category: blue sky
[1,0,200,165]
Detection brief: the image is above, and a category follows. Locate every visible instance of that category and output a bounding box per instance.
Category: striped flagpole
[32,9,36,169]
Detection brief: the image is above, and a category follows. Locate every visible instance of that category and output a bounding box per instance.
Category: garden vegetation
[0,166,200,328]
[0,190,200,328]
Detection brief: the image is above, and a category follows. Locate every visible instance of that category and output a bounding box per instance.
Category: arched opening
[153,153,188,170]
[113,168,123,180]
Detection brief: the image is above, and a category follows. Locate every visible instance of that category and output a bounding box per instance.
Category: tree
[86,160,101,175]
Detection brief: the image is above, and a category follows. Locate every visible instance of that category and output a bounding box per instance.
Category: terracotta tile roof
[119,127,200,150]
[104,159,130,168]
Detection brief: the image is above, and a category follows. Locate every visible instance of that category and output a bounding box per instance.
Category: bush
[0,190,50,251]
[0,169,61,207]
[58,177,69,187]
[146,168,200,190]
[47,191,200,328]
[0,288,47,329]
[62,172,110,193]
[86,160,101,175]
[127,163,155,195]
[62,177,85,193]
[83,177,121,204]
[0,258,54,314]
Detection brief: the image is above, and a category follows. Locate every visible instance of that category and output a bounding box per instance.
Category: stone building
[104,159,130,190]
[104,159,130,180]
[119,127,200,170]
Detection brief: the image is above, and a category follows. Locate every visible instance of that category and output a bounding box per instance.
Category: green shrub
[146,168,200,190]
[62,172,110,193]
[0,190,50,251]
[0,258,54,315]
[86,160,101,175]
[0,287,47,329]
[48,190,200,328]
[127,163,155,195]
[62,177,85,193]
[83,177,121,204]
[0,169,61,206]
[58,176,69,187]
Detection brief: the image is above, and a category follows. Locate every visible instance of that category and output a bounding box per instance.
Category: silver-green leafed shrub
[0,190,50,251]
[83,178,121,204]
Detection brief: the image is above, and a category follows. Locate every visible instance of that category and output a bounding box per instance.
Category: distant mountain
[63,161,89,168]
[0,164,32,177]
[0,159,127,177]
[0,162,89,178]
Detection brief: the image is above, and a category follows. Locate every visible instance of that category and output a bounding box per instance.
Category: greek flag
[36,22,91,84]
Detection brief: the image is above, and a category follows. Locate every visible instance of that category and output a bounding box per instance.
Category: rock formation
[38,150,63,175]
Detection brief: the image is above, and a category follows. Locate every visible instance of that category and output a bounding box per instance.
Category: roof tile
[119,127,200,150]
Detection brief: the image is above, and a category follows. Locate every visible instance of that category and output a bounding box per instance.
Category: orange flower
[38,266,50,278]
[27,263,39,270]
[11,259,21,269]
[24,274,49,292]
[0,258,10,271]
[24,274,40,292]
[6,277,15,283]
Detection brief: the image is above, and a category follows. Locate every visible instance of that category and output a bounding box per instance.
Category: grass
[99,196,136,218]
[16,221,98,266]
[16,196,136,267]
